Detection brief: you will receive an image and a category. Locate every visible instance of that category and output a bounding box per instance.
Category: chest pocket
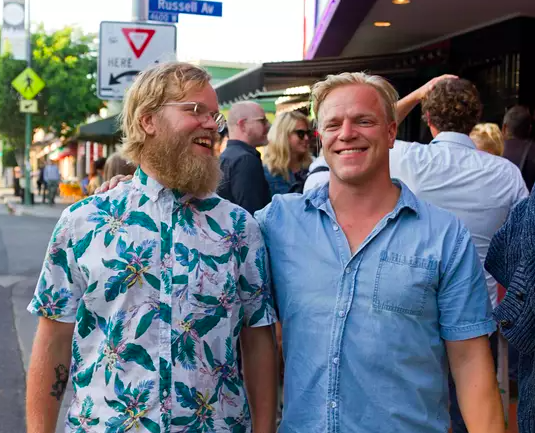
[373,250,438,316]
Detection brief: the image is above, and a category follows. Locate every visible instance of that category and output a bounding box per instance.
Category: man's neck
[329,174,400,253]
[329,174,400,220]
[229,135,253,147]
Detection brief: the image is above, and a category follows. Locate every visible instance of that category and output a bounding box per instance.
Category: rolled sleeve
[237,213,278,328]
[438,226,496,341]
[27,211,84,323]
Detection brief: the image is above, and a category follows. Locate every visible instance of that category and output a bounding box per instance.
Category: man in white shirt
[389,77,528,433]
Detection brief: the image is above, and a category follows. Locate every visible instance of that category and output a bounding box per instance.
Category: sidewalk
[0,187,74,219]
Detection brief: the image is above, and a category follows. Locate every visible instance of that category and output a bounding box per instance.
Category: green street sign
[12,67,45,100]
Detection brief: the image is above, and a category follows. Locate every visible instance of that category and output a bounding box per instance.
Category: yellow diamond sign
[12,67,45,100]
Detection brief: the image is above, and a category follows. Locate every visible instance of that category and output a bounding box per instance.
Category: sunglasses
[293,129,314,140]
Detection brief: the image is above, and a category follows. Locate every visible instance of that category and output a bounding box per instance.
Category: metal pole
[132,0,148,21]
[23,0,32,206]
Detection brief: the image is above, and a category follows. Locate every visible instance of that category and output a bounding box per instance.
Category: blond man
[254,72,505,433]
[26,62,278,433]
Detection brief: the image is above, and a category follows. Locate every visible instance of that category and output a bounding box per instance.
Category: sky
[6,0,306,64]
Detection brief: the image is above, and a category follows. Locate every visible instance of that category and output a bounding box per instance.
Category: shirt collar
[226,139,262,158]
[305,179,420,218]
[431,131,476,150]
[132,166,212,203]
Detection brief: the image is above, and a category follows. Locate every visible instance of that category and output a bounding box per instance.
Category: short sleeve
[237,214,277,328]
[438,227,496,341]
[27,211,84,323]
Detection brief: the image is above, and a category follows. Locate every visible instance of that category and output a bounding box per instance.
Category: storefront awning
[215,48,448,106]
[77,114,121,144]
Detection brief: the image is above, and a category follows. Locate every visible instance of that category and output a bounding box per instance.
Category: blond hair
[470,123,504,156]
[264,111,312,181]
[311,72,399,128]
[120,62,211,164]
[103,152,137,181]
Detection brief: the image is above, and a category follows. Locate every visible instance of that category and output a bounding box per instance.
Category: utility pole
[132,0,148,21]
[23,0,32,205]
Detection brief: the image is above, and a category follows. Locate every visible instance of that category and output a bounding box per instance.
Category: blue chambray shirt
[255,180,496,433]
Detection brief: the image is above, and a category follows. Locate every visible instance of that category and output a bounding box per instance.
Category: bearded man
[26,62,278,433]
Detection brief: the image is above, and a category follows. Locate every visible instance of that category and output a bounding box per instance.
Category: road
[0,212,70,433]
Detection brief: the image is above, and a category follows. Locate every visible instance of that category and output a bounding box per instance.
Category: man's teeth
[193,138,212,148]
[339,149,366,155]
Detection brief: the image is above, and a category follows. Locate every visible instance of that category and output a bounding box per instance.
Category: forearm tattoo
[50,364,69,401]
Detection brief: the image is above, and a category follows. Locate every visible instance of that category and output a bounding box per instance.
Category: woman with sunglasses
[263,111,313,197]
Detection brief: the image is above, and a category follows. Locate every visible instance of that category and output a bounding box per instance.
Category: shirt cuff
[27,304,77,323]
[440,318,497,341]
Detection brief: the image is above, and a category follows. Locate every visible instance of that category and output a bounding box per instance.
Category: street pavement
[0,209,73,433]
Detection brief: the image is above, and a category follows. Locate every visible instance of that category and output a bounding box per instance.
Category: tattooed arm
[27,317,75,433]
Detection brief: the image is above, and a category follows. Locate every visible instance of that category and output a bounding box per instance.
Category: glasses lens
[214,113,227,133]
[295,130,311,140]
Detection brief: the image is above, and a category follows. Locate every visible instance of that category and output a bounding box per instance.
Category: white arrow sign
[98,21,177,100]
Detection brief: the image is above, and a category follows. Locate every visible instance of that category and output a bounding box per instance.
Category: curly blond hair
[470,123,504,156]
[311,72,399,129]
[264,111,312,181]
[120,62,211,164]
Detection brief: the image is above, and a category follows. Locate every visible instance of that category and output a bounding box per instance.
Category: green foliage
[0,25,104,152]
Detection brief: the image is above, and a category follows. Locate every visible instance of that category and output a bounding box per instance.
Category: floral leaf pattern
[27,166,276,433]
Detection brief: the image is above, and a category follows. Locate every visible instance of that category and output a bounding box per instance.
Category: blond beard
[141,130,221,197]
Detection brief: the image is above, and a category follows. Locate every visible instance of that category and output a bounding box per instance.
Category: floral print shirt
[28,167,277,433]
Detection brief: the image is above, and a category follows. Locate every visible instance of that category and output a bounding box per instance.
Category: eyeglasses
[161,101,227,133]
[293,129,314,140]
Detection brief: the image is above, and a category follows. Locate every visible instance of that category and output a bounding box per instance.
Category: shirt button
[516,292,524,301]
[338,310,345,318]
[333,224,340,231]
[330,401,337,409]
[345,267,351,274]
[333,357,339,365]
[500,320,512,329]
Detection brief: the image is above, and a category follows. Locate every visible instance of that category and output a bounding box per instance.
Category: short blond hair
[264,111,312,181]
[120,62,211,164]
[311,72,399,129]
[470,123,504,156]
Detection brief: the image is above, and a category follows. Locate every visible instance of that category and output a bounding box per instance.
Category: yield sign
[121,28,155,58]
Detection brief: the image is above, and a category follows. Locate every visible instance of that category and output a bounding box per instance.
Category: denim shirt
[255,181,495,433]
[263,166,296,197]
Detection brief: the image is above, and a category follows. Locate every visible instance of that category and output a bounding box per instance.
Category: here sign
[98,21,177,100]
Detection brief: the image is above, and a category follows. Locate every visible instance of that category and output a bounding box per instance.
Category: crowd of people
[25,61,535,433]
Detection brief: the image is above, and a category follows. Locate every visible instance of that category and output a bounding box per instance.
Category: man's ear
[388,121,398,149]
[140,112,157,136]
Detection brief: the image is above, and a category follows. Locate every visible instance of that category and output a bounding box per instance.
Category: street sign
[148,10,179,23]
[98,21,177,100]
[12,67,45,100]
[19,99,38,113]
[149,0,223,18]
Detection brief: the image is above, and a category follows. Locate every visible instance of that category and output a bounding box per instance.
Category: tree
[0,25,104,160]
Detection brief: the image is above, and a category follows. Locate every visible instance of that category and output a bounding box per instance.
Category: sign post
[12,64,45,205]
[98,21,177,100]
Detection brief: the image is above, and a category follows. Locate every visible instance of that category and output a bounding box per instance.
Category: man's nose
[338,119,355,141]
[202,115,218,131]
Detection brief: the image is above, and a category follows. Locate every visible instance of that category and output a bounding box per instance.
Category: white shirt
[390,132,529,308]
[303,155,330,192]
[28,167,277,432]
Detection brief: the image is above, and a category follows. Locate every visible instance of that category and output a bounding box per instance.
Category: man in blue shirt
[255,72,505,433]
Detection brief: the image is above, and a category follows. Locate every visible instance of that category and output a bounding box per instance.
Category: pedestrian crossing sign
[12,67,45,100]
